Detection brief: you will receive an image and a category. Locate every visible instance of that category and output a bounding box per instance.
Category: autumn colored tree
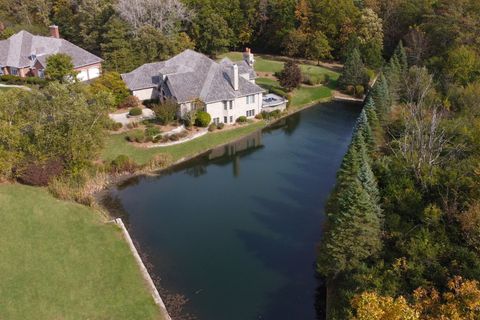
[278,61,302,91]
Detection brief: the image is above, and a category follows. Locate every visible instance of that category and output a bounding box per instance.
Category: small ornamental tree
[45,53,77,82]
[278,60,302,91]
[154,98,178,124]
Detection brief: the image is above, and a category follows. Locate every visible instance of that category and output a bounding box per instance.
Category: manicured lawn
[0,184,163,320]
[290,86,332,108]
[102,121,266,165]
[256,77,332,108]
[219,52,340,80]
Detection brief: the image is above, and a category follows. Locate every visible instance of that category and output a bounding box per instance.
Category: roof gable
[0,30,102,68]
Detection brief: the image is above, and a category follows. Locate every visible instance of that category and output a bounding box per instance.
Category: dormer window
[30,54,37,61]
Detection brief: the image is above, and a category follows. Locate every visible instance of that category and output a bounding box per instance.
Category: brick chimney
[243,47,254,67]
[49,25,60,38]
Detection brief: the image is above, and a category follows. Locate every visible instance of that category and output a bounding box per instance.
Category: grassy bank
[256,77,333,109]
[102,121,266,165]
[0,184,163,320]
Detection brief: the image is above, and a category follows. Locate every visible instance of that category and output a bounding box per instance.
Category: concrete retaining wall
[114,218,172,320]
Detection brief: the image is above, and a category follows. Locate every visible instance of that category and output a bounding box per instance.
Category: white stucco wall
[132,88,158,101]
[206,92,262,124]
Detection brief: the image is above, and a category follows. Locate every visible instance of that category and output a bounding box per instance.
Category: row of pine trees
[317,42,408,318]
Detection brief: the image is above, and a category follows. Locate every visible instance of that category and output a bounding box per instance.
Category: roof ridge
[199,62,219,101]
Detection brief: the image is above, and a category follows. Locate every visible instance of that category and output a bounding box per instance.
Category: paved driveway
[109,108,155,125]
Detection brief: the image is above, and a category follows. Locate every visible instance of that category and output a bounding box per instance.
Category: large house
[0,26,102,81]
[121,49,275,125]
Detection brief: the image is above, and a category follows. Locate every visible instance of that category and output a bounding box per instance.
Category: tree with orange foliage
[350,277,480,320]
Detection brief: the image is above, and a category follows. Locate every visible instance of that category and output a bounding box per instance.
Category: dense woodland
[1,0,480,319]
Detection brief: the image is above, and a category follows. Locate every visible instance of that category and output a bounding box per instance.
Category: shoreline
[95,95,363,204]
[94,96,361,318]
[95,96,338,201]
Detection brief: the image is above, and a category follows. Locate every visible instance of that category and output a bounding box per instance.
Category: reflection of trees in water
[101,193,130,223]
[185,164,208,178]
[283,112,301,136]
[263,112,302,136]
[117,176,141,190]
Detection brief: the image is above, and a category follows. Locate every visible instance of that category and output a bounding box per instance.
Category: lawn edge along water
[0,183,164,320]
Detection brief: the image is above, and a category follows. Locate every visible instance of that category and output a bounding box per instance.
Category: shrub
[104,118,123,131]
[110,155,137,173]
[16,158,65,186]
[255,113,263,120]
[302,74,324,86]
[120,95,141,109]
[178,130,189,138]
[195,111,211,127]
[0,75,47,87]
[236,116,247,123]
[146,153,173,170]
[355,85,365,98]
[152,135,162,143]
[126,129,145,143]
[217,122,225,130]
[208,123,217,132]
[126,121,139,129]
[346,85,355,95]
[153,98,178,124]
[169,134,179,141]
[129,107,142,116]
[270,87,288,98]
[90,72,130,106]
[145,126,161,140]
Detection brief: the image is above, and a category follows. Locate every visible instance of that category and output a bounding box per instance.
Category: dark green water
[105,101,361,320]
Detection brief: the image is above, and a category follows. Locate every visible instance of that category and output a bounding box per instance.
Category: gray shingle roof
[122,49,265,104]
[0,30,102,69]
[121,62,165,91]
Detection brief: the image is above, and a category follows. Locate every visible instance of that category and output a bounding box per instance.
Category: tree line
[316,1,480,317]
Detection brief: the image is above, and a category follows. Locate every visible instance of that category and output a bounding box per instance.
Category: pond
[103,101,361,320]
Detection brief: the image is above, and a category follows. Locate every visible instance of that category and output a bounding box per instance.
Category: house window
[10,67,18,76]
[223,101,227,110]
[229,101,233,109]
[246,109,255,117]
[213,117,220,125]
[246,95,256,104]
[224,116,228,123]
[38,69,45,79]
[230,116,233,123]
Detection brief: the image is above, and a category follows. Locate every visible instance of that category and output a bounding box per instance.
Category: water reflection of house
[209,130,263,160]
[208,130,263,177]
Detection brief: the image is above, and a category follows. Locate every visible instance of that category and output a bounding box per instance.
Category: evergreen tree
[364,96,380,134]
[371,73,391,119]
[101,17,138,73]
[355,110,375,155]
[394,40,408,74]
[384,54,402,104]
[339,47,369,89]
[318,177,382,276]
